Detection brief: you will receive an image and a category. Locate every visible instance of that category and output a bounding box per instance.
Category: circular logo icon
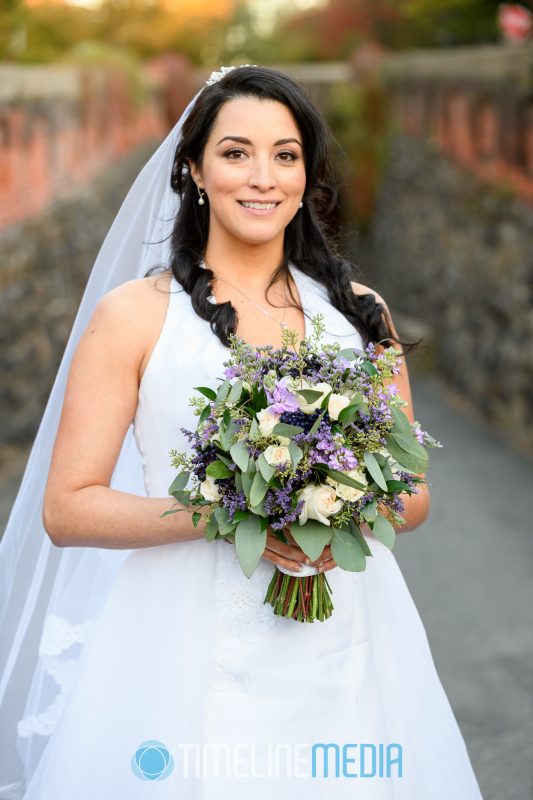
[131,740,174,781]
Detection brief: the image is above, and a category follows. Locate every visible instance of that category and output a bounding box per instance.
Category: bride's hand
[261,526,337,573]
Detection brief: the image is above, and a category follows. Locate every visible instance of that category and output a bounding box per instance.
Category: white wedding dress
[17,264,484,798]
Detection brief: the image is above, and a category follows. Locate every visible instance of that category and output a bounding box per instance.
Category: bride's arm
[43,279,206,549]
[351,280,431,534]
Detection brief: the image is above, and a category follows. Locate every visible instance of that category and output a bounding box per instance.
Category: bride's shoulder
[103,269,173,301]
[89,269,174,352]
[96,270,174,318]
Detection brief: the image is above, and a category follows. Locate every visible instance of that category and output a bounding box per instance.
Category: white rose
[293,380,332,414]
[297,483,343,526]
[326,469,368,502]
[256,407,281,437]
[263,445,291,467]
[199,475,221,502]
[277,435,290,446]
[327,393,351,421]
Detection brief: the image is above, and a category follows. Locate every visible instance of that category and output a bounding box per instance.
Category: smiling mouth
[238,201,281,210]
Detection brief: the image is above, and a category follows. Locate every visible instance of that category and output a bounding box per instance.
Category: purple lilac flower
[413,423,425,445]
[221,488,247,521]
[223,365,242,378]
[265,377,300,414]
[179,427,218,482]
[263,474,307,530]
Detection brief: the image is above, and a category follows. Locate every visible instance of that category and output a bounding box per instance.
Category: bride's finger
[266,533,308,563]
[262,547,302,572]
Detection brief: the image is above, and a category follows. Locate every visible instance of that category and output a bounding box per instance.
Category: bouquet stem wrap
[264,569,334,623]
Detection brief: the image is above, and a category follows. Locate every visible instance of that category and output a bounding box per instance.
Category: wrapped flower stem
[264,570,334,622]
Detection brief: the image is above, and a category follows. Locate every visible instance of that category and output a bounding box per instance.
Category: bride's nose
[247,155,277,191]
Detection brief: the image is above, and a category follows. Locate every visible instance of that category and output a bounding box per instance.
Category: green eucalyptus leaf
[361,499,378,523]
[168,471,190,494]
[214,506,236,536]
[308,408,326,435]
[198,405,212,425]
[349,519,373,556]
[339,347,361,360]
[228,379,244,404]
[230,439,250,472]
[170,489,192,505]
[295,388,324,402]
[372,512,396,550]
[257,453,276,482]
[363,452,388,492]
[215,379,231,404]
[390,405,414,437]
[288,441,303,468]
[386,479,412,493]
[249,417,260,438]
[219,419,239,451]
[241,470,253,500]
[362,361,378,377]
[206,460,232,479]
[337,403,363,426]
[326,467,367,490]
[160,508,179,517]
[249,501,268,517]
[235,515,267,578]
[390,431,428,459]
[194,386,217,401]
[250,470,269,506]
[272,422,304,437]
[385,435,428,473]
[288,520,332,561]
[205,512,219,543]
[331,528,367,572]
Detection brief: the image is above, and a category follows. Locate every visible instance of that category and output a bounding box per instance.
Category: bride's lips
[237,200,282,217]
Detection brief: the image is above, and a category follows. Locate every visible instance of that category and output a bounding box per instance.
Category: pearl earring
[299,201,303,209]
[198,187,206,206]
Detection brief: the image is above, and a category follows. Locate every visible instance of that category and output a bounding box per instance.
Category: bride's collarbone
[232,305,305,349]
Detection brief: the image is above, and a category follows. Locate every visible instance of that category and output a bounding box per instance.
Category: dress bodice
[132,263,364,498]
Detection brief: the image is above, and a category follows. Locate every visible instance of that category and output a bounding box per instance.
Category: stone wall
[365,45,533,454]
[0,56,194,472]
[0,143,158,464]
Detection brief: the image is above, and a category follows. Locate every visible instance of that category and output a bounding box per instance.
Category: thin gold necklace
[200,258,290,331]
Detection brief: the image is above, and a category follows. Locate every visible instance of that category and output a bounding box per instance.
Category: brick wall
[361,44,533,454]
[0,56,193,230]
[380,44,533,204]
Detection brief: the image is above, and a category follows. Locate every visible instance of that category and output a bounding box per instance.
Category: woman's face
[190,96,306,249]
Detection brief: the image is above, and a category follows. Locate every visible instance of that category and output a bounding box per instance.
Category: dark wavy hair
[146,64,411,351]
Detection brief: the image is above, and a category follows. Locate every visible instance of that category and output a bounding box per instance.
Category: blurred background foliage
[2,0,530,65]
[326,79,391,235]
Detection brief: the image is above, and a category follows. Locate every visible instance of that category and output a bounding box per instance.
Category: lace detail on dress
[17,615,95,737]
[213,547,277,641]
[208,548,277,691]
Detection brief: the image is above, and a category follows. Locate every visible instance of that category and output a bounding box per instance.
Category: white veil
[0,84,204,798]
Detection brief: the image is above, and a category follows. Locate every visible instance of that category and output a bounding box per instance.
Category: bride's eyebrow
[216,135,303,147]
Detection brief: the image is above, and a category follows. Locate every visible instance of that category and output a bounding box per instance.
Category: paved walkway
[1,374,531,798]
[394,375,533,800]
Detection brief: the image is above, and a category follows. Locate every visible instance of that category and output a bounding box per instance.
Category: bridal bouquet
[164,314,441,622]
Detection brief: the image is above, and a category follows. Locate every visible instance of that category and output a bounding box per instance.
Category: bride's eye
[277,151,298,162]
[223,148,247,159]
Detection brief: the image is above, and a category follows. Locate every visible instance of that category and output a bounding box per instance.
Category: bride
[0,64,483,798]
